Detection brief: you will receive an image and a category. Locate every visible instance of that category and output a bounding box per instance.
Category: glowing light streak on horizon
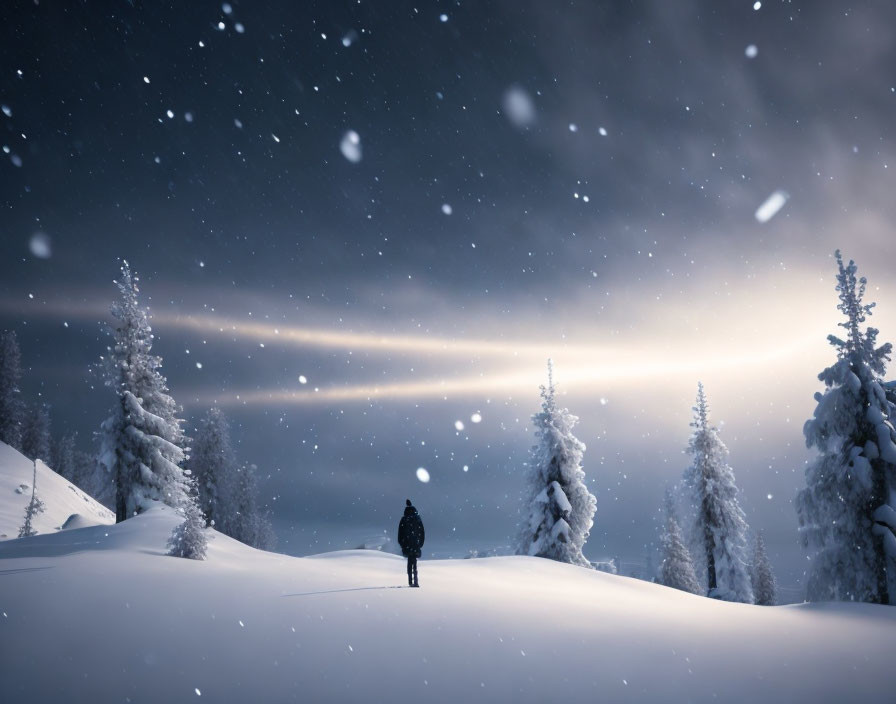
[153,310,584,359]
[0,293,833,407]
[185,337,817,407]
[0,297,605,360]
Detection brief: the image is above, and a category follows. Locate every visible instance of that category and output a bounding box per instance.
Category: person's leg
[407,557,413,585]
[412,556,418,587]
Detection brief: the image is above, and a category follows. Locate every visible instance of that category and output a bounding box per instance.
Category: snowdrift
[0,441,113,539]
[1,506,895,703]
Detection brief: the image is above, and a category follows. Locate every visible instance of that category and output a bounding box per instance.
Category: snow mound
[1,508,895,703]
[59,513,94,531]
[0,441,114,539]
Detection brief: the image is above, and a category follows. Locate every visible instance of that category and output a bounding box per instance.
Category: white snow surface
[1,506,895,702]
[0,442,113,539]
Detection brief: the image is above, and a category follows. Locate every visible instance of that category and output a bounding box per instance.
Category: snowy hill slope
[1,507,895,703]
[0,441,114,540]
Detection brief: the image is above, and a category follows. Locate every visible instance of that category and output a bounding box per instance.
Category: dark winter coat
[398,505,425,558]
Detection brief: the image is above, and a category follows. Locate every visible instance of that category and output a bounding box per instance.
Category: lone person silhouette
[397,499,425,587]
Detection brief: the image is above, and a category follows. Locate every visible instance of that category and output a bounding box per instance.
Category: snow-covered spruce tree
[18,460,46,538]
[229,462,276,550]
[53,432,78,481]
[796,251,896,604]
[516,360,596,567]
[167,489,208,560]
[229,463,255,545]
[97,261,192,523]
[72,448,100,496]
[189,407,238,531]
[660,489,701,594]
[21,403,51,462]
[751,531,777,606]
[0,329,25,450]
[53,432,98,494]
[252,509,277,552]
[683,383,754,603]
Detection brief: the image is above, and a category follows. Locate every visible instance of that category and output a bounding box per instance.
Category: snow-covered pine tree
[0,330,25,450]
[18,460,46,538]
[229,463,254,545]
[253,510,277,551]
[228,462,276,550]
[21,403,51,462]
[751,531,777,606]
[189,407,238,531]
[97,261,192,523]
[683,383,754,603]
[53,432,98,494]
[167,489,208,560]
[515,360,596,567]
[796,251,896,604]
[660,488,701,594]
[72,447,100,496]
[53,432,78,482]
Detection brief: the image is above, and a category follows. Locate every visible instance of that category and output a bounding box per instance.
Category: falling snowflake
[29,233,52,259]
[754,190,789,223]
[502,86,536,128]
[454,420,464,431]
[416,467,431,483]
[441,203,453,215]
[470,412,482,423]
[340,130,362,163]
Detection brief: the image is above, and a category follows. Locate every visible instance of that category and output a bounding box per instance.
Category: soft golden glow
[7,263,891,407]
[188,334,819,406]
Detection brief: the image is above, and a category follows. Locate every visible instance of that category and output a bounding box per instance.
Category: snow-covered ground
[0,442,113,540]
[1,505,895,703]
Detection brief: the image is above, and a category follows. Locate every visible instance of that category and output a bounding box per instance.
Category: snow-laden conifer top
[516,360,596,567]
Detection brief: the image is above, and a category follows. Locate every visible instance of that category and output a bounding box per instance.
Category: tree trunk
[701,471,717,593]
[115,392,128,523]
[704,523,717,593]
